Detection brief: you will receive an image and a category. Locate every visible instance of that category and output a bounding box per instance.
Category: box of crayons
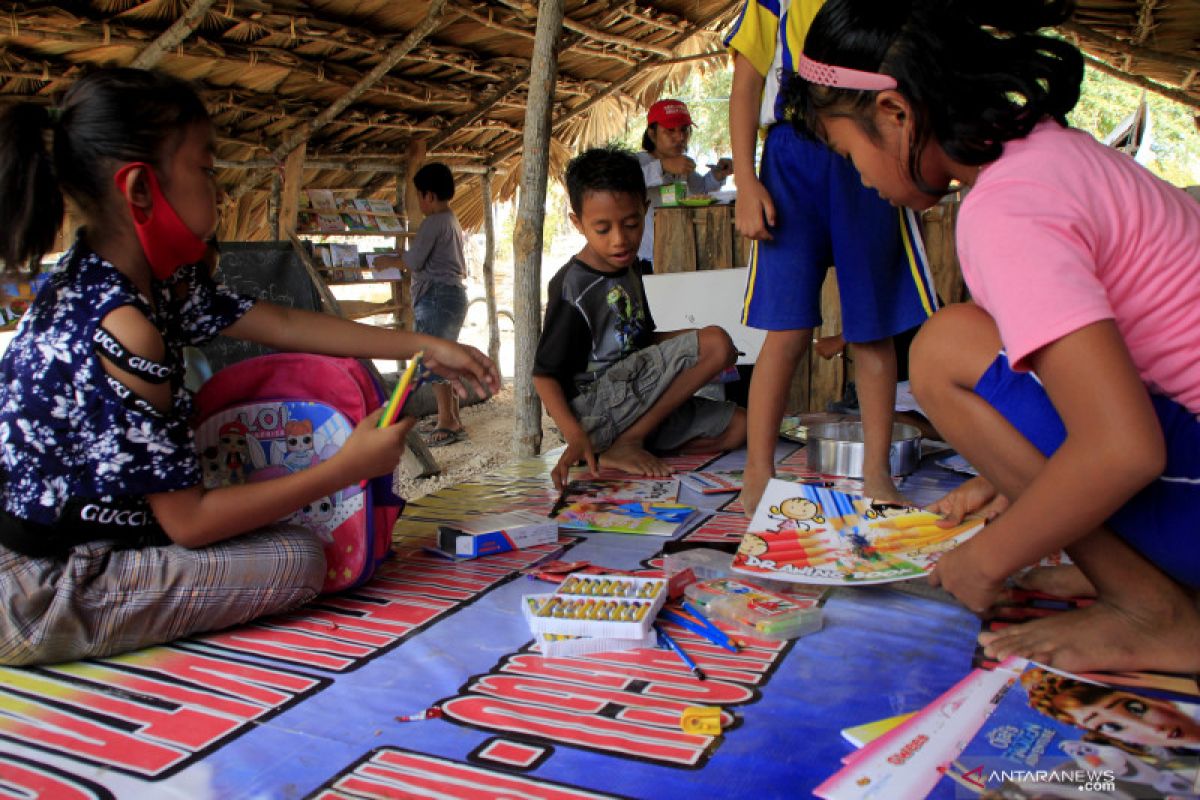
[526,575,668,640]
[521,595,656,657]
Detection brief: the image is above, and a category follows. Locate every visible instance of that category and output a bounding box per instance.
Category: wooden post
[269,170,282,241]
[480,168,500,369]
[511,0,565,456]
[278,144,306,240]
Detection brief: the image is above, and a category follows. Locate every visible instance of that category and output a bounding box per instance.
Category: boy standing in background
[727,0,938,513]
[378,162,471,447]
[533,147,747,490]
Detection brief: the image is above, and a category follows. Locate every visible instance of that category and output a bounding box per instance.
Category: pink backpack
[193,353,405,593]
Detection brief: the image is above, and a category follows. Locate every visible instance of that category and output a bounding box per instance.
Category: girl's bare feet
[979,585,1200,673]
[1016,565,1097,598]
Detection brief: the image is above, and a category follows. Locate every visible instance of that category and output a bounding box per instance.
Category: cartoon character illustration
[605,285,644,355]
[768,497,826,532]
[738,534,770,558]
[295,494,338,542]
[200,445,228,488]
[282,419,319,472]
[1022,667,1200,748]
[218,421,252,484]
[1060,740,1198,795]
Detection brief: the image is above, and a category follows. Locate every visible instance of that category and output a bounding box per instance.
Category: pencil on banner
[654,623,706,681]
[680,600,739,653]
[659,608,738,653]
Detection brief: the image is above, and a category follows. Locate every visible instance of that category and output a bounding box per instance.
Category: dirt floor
[393,383,564,501]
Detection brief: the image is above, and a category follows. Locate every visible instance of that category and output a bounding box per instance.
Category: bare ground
[394,383,564,501]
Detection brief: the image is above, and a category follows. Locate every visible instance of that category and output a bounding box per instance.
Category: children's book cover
[549,478,695,536]
[937,661,1200,798]
[552,500,697,536]
[680,469,744,494]
[731,479,984,585]
[816,659,1021,799]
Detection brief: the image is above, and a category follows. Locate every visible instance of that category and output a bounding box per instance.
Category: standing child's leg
[848,336,904,502]
[912,303,1200,673]
[742,329,811,516]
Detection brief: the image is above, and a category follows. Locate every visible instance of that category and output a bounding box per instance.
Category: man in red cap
[638,99,733,265]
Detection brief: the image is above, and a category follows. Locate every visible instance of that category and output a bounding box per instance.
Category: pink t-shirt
[958,120,1200,414]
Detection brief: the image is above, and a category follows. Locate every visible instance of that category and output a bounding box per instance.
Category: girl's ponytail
[0,103,65,274]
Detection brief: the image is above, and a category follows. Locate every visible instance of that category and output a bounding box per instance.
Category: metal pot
[805,422,923,478]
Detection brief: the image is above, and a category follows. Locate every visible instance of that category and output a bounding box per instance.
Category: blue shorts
[975,351,1200,587]
[414,283,468,384]
[741,124,938,342]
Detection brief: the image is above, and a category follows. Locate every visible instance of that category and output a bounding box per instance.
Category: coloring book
[935,660,1200,798]
[731,479,984,585]
[550,478,696,536]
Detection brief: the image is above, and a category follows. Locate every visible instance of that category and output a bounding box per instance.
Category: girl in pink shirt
[783,0,1200,674]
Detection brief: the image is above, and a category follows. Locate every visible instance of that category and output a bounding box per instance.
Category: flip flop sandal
[426,427,467,447]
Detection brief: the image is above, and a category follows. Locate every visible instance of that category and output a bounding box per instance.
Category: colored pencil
[378,352,425,428]
[654,624,706,680]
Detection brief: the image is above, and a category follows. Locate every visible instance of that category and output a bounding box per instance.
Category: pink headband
[797,55,898,91]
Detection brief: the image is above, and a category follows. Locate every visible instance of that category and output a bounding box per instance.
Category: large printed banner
[0,447,980,799]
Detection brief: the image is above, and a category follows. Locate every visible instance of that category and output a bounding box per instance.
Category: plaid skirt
[0,524,325,666]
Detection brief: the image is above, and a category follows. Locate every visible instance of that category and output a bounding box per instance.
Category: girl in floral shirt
[0,68,498,665]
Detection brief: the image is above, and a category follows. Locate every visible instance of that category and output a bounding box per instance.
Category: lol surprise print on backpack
[194,353,408,593]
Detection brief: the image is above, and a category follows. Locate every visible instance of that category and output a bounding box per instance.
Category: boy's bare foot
[600,441,671,478]
[979,588,1200,673]
[1016,565,1097,598]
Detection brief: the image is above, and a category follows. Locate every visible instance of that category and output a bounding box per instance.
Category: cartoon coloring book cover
[731,479,984,585]
[937,661,1200,798]
[550,478,696,536]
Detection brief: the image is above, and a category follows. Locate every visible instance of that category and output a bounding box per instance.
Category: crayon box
[436,510,558,559]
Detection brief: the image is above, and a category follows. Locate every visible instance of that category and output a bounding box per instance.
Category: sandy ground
[394,383,564,501]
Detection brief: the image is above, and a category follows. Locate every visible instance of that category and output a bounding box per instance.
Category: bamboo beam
[1132,0,1157,46]
[1082,53,1200,111]
[232,0,450,196]
[1060,21,1200,73]
[489,20,732,167]
[129,0,219,68]
[449,1,635,66]
[216,158,493,174]
[512,0,565,457]
[278,143,306,238]
[480,168,500,368]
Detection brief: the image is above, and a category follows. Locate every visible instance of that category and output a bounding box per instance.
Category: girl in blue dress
[0,68,499,665]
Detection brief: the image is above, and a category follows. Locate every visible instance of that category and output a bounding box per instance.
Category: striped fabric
[0,525,324,666]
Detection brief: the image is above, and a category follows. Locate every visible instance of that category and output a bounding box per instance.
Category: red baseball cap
[647,99,692,128]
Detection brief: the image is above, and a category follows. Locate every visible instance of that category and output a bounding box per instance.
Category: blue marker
[681,599,739,653]
[654,623,706,681]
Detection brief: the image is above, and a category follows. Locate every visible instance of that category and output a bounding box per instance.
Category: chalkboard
[200,241,323,373]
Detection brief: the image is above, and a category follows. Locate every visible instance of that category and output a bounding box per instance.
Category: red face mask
[113,162,209,281]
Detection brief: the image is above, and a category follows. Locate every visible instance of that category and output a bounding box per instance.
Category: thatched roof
[1066,0,1200,115]
[0,1,1195,238]
[0,0,739,237]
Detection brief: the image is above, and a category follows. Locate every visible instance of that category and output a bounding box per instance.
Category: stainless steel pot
[805,422,922,478]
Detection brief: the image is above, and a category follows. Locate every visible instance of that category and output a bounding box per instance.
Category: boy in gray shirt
[380,163,471,446]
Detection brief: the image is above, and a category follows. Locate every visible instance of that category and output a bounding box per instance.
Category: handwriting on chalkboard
[201,242,322,373]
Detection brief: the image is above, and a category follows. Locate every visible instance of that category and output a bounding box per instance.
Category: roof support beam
[227,0,451,197]
[1060,21,1200,73]
[1082,53,1200,111]
[129,0,219,68]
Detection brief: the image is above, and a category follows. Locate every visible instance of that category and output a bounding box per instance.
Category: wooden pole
[511,0,565,456]
[480,168,500,368]
[129,0,219,69]
[269,170,282,241]
[278,144,307,239]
